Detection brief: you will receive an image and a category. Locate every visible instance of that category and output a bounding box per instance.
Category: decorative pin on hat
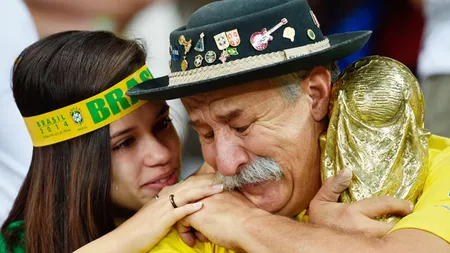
[171,45,180,61]
[219,50,229,63]
[205,50,217,64]
[226,29,241,47]
[181,57,189,71]
[127,0,372,101]
[309,10,320,28]
[283,27,296,42]
[179,35,192,54]
[307,29,316,40]
[226,47,239,56]
[194,33,205,52]
[214,32,230,50]
[250,18,288,51]
[194,55,204,67]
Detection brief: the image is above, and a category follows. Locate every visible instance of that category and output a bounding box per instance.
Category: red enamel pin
[250,18,288,51]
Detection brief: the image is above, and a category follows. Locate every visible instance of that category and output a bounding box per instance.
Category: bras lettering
[86,87,135,124]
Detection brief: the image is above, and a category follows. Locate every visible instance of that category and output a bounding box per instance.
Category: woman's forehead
[109,102,168,134]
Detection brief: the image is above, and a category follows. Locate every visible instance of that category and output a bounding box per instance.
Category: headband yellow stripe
[23,65,152,147]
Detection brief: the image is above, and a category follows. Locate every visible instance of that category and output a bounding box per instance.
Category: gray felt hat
[127,0,372,100]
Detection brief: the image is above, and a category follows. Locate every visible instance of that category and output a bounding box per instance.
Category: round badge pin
[205,51,217,64]
[307,29,316,41]
[194,55,204,68]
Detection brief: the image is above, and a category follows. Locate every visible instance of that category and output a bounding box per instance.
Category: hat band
[168,38,330,86]
[23,65,153,147]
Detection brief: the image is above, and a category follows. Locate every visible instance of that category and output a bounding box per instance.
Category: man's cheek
[201,143,217,168]
[244,130,279,156]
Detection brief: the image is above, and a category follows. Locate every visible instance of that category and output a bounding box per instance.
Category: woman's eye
[113,138,136,151]
[154,117,173,132]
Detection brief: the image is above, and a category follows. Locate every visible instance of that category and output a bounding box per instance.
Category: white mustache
[215,156,283,190]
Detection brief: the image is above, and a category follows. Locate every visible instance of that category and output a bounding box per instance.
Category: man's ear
[301,66,331,122]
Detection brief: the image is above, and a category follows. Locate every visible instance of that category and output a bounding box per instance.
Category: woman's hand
[193,162,215,175]
[74,173,222,253]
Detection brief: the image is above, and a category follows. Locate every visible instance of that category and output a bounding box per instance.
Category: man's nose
[214,132,248,176]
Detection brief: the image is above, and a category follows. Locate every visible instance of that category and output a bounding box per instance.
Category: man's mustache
[215,156,283,190]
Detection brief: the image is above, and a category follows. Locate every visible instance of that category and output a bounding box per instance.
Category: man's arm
[237,211,448,253]
[182,192,448,253]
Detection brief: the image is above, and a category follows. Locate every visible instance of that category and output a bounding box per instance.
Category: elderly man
[128,0,450,252]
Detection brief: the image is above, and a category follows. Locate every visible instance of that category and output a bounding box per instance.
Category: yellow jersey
[389,135,450,242]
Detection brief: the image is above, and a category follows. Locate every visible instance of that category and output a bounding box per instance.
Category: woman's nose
[141,136,173,167]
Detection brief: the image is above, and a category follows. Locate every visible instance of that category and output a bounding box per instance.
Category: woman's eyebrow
[110,127,136,139]
[111,105,170,139]
[157,104,170,118]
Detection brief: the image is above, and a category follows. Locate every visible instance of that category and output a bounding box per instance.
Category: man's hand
[176,191,268,251]
[308,168,414,237]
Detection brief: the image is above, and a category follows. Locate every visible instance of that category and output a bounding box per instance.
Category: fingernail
[212,184,224,190]
[410,203,414,211]
[192,202,203,209]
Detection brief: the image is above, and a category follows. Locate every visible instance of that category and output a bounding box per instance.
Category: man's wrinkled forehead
[181,89,245,125]
[181,78,276,112]
[181,92,212,111]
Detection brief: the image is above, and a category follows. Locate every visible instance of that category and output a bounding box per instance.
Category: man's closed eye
[235,125,250,133]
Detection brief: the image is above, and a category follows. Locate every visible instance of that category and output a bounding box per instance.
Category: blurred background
[1,0,449,222]
[21,0,427,74]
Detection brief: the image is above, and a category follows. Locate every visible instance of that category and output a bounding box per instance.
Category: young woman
[0,30,221,253]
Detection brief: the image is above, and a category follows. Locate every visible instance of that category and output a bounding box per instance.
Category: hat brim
[128,30,372,101]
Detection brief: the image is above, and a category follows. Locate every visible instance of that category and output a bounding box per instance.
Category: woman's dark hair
[1,31,146,253]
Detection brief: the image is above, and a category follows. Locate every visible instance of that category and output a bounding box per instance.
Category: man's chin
[239,180,286,214]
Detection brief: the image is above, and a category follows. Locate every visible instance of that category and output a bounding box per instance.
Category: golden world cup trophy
[320,56,430,222]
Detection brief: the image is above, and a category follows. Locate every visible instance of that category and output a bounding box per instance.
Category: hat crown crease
[187,0,296,29]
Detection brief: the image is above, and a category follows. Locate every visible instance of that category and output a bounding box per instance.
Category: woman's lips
[142,171,178,191]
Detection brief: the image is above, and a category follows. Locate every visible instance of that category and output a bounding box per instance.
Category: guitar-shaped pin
[250,18,288,51]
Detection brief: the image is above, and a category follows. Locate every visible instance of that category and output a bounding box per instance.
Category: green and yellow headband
[23,65,152,147]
